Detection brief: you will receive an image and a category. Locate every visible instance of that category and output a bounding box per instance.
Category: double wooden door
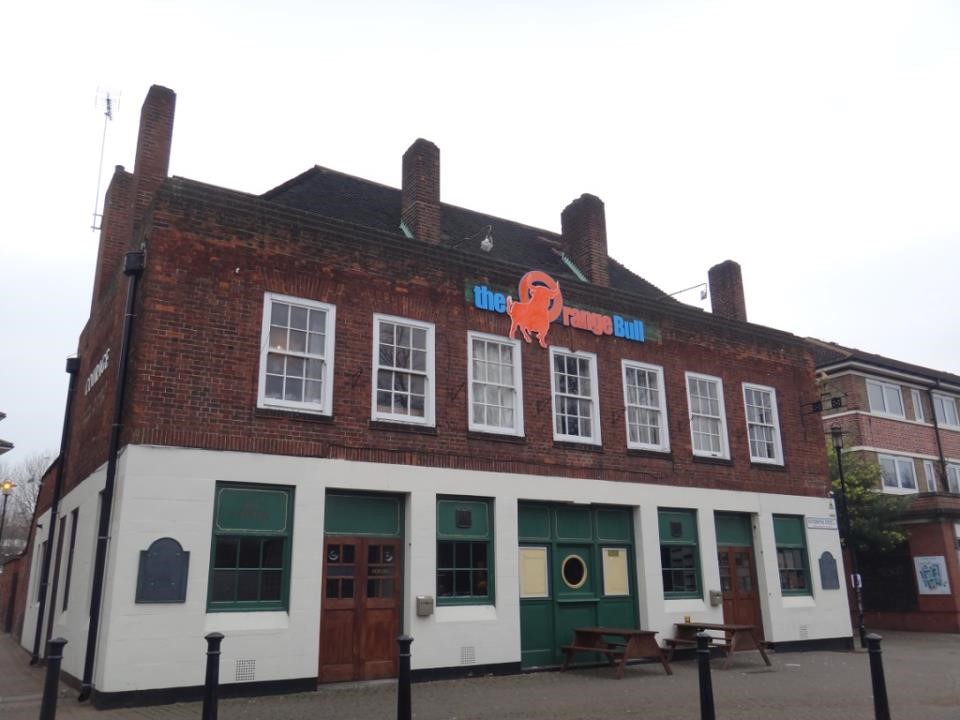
[319,536,401,682]
[717,545,762,634]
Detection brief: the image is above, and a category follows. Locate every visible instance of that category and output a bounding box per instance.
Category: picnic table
[667,621,771,668]
[560,627,673,679]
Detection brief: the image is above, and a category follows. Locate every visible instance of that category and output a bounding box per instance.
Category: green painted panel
[437,499,490,539]
[555,601,600,665]
[774,515,805,547]
[324,493,401,536]
[555,507,592,540]
[555,545,596,600]
[520,600,555,668]
[659,508,697,544]
[596,508,631,542]
[597,598,634,629]
[216,486,290,534]
[715,512,753,546]
[518,504,551,541]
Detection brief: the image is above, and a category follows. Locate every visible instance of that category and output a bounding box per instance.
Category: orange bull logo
[471,270,645,347]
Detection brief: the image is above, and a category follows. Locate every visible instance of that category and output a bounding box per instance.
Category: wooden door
[717,546,762,635]
[319,536,401,682]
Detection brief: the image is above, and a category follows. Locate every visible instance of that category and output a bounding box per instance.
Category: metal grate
[460,646,476,665]
[235,659,256,682]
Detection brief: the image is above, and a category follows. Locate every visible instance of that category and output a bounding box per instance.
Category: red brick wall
[65,182,830,499]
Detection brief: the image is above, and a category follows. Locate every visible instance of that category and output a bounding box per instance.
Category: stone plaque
[819,551,840,590]
[136,537,189,603]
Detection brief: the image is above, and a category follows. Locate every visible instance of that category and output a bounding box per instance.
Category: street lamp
[831,425,867,649]
[0,479,14,559]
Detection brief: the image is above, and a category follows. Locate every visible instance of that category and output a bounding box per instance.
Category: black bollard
[866,634,891,720]
[39,637,67,720]
[202,632,225,720]
[697,632,716,720]
[397,635,413,720]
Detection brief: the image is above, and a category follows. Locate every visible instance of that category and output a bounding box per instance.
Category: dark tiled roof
[808,338,960,386]
[262,166,674,303]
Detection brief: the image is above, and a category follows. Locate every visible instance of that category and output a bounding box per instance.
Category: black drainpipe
[79,250,145,702]
[29,356,81,664]
[927,383,949,491]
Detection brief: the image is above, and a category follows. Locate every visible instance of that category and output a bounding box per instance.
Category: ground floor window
[773,515,810,595]
[659,508,701,598]
[208,483,294,611]
[436,497,493,604]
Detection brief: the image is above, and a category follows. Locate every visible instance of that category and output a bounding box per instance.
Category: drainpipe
[79,250,144,702]
[29,357,81,664]
[926,383,949,491]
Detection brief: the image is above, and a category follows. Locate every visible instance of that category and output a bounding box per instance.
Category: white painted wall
[32,444,850,694]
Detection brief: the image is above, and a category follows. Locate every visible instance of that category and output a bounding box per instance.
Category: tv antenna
[91,88,120,231]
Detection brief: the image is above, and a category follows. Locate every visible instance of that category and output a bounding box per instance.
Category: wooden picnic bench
[671,622,771,668]
[561,627,672,679]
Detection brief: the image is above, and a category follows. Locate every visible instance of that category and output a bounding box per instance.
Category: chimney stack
[131,85,176,235]
[708,260,747,322]
[401,139,441,244]
[561,194,609,287]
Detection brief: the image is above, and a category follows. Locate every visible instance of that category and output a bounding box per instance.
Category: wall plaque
[819,551,840,590]
[136,537,189,603]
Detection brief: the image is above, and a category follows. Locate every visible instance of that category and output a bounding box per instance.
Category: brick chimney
[708,260,747,322]
[90,166,133,309]
[131,85,176,235]
[560,194,609,287]
[401,139,441,244]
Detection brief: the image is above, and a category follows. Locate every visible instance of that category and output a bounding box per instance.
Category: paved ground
[2,631,959,719]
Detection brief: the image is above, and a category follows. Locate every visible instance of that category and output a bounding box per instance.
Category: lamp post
[0,479,14,559]
[831,425,867,648]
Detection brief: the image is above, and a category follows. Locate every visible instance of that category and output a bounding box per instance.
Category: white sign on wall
[914,556,951,595]
[805,516,838,530]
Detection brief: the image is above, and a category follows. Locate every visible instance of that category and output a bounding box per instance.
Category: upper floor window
[372,314,435,425]
[742,383,783,465]
[933,394,960,429]
[258,293,336,415]
[866,379,904,418]
[468,333,523,436]
[622,361,669,452]
[923,460,938,493]
[910,389,925,422]
[947,464,960,494]
[550,348,601,444]
[685,372,729,459]
[879,454,918,493]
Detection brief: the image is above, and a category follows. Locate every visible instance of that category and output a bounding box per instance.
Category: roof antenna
[91,88,120,231]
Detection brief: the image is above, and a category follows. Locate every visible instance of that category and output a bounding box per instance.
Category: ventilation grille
[235,659,256,682]
[799,625,809,640]
[460,646,476,665]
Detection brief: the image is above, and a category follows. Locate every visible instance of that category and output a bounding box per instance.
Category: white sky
[1,0,958,462]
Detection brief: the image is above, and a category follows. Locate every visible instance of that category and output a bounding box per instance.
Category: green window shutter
[659,508,697,544]
[715,512,753,546]
[216,487,290,534]
[773,515,805,546]
[324,494,401,536]
[437,499,490,539]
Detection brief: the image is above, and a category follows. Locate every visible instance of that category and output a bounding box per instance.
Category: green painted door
[518,503,637,668]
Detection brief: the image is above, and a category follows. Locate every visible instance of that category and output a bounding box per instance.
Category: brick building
[9,86,850,705]
[812,340,960,631]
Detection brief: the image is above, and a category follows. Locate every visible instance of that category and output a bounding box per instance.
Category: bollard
[866,634,891,720]
[696,632,716,720]
[39,637,67,720]
[397,635,414,720]
[202,632,225,720]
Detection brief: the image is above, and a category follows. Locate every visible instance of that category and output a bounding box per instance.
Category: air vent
[460,646,476,665]
[799,625,809,640]
[235,659,256,682]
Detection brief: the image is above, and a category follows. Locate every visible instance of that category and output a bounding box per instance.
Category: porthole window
[561,554,587,589]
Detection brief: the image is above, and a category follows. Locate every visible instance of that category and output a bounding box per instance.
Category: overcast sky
[1,0,958,463]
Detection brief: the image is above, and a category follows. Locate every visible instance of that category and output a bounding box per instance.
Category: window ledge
[255,407,334,424]
[369,420,438,435]
[467,431,526,445]
[691,455,733,467]
[553,440,603,453]
[626,448,673,461]
[750,461,787,472]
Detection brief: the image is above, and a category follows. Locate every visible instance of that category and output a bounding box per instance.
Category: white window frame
[878,454,918,494]
[947,464,960,494]
[742,383,784,465]
[257,293,336,416]
[911,389,925,423]
[371,314,436,426]
[685,372,730,459]
[866,379,904,418]
[621,360,669,452]
[549,347,601,445]
[467,331,524,436]
[923,460,938,493]
[933,394,960,429]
